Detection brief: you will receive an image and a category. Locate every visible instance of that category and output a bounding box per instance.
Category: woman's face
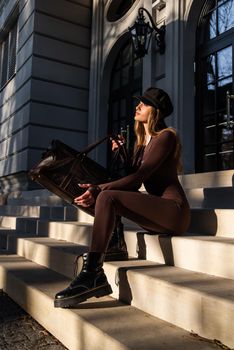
[134,101,152,123]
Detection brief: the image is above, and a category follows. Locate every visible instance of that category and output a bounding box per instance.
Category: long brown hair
[134,107,183,173]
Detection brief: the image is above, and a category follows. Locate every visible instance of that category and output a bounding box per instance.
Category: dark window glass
[107,0,136,22]
[209,9,217,39]
[8,22,17,78]
[196,0,234,172]
[198,0,234,41]
[108,39,142,172]
[1,39,9,87]
[0,21,17,88]
[218,1,234,35]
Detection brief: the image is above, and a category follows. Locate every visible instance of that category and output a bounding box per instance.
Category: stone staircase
[0,170,233,350]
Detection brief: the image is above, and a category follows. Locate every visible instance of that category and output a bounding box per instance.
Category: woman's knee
[96,190,116,207]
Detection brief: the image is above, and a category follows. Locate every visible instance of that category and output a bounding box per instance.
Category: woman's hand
[111,135,125,151]
[74,184,95,207]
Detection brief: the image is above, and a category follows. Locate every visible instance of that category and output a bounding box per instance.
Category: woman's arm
[111,136,132,174]
[74,130,176,206]
[99,130,176,191]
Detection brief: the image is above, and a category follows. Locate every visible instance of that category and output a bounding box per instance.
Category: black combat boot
[105,216,128,261]
[54,252,112,308]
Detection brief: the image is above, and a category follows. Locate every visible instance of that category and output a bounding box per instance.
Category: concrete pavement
[0,290,67,350]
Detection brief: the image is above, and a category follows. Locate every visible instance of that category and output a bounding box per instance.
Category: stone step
[0,254,221,350]
[0,216,17,229]
[15,232,234,283]
[16,237,89,278]
[0,205,89,222]
[15,236,158,278]
[188,208,234,236]
[5,222,234,280]
[0,219,94,251]
[7,189,68,206]
[12,236,234,348]
[15,219,94,245]
[11,207,234,238]
[5,190,234,211]
[106,260,234,349]
[185,187,234,209]
[125,233,234,280]
[0,219,132,252]
[0,205,41,217]
[179,169,233,189]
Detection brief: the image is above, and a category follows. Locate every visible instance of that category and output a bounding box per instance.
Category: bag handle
[80,135,110,156]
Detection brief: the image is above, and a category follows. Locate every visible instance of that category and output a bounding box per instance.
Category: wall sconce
[128,7,166,58]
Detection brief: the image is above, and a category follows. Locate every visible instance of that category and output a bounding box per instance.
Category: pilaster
[88,0,104,153]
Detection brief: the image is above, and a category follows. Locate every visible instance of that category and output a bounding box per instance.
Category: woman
[54,87,191,308]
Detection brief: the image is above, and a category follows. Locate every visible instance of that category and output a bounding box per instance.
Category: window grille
[195,0,234,172]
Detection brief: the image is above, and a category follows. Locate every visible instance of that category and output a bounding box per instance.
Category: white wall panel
[17,8,34,51]
[33,34,90,68]
[0,149,28,176]
[30,102,88,132]
[0,0,92,186]
[34,12,91,48]
[0,57,32,110]
[0,81,31,121]
[31,80,89,111]
[35,0,91,27]
[0,103,30,140]
[32,57,89,90]
[0,127,29,159]
[28,125,87,151]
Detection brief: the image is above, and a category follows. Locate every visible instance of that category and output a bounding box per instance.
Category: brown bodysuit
[88,129,191,252]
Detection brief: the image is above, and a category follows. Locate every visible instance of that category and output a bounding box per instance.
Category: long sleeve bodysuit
[90,129,191,252]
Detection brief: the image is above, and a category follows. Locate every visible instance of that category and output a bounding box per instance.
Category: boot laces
[74,254,82,277]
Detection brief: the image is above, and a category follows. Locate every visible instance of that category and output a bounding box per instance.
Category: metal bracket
[226,91,234,128]
[120,125,130,151]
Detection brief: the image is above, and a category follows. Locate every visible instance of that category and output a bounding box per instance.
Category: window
[108,39,142,173]
[0,21,18,88]
[107,0,136,22]
[196,0,234,172]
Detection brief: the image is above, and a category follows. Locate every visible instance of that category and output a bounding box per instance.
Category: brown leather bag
[29,137,114,206]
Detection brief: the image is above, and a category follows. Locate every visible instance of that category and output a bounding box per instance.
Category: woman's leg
[54,190,189,308]
[90,190,189,252]
[77,205,128,260]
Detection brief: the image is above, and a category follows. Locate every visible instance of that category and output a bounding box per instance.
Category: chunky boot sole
[54,283,113,308]
[104,250,128,261]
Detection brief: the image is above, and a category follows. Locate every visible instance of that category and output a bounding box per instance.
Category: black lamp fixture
[128,7,166,58]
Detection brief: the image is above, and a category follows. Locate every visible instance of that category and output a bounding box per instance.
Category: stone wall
[0,0,92,192]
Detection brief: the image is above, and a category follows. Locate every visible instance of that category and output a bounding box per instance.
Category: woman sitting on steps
[54,87,191,308]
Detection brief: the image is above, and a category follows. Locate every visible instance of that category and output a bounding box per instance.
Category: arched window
[196,0,234,172]
[107,0,137,22]
[108,39,142,158]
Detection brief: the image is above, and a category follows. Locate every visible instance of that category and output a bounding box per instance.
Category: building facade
[0,0,233,193]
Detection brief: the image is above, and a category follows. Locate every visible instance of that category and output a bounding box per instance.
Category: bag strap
[80,135,112,156]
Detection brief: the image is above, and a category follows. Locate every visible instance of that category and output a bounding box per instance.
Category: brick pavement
[0,290,67,350]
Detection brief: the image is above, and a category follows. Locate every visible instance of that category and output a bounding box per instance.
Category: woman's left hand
[74,184,95,207]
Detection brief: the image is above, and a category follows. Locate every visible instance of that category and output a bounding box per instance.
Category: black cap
[134,87,173,118]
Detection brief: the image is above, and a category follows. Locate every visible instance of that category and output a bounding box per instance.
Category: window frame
[195,0,234,172]
[0,20,18,89]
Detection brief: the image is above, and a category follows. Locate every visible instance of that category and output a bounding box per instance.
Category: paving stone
[0,290,67,350]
